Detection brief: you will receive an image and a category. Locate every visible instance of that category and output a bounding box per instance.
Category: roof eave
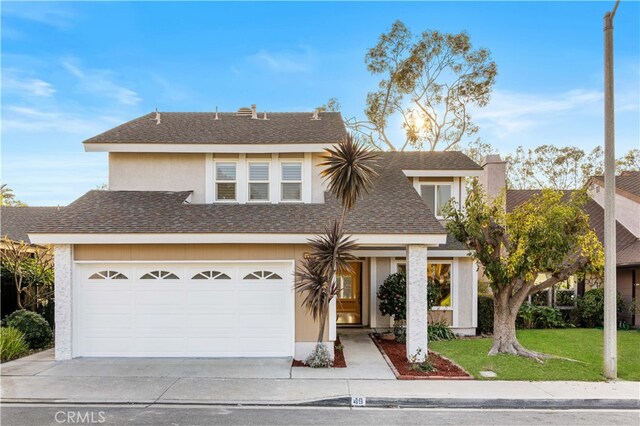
[84,142,337,153]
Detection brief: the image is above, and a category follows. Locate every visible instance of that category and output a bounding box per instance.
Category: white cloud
[2,105,125,135]
[2,74,56,97]
[1,3,79,30]
[474,89,603,139]
[247,46,314,73]
[62,59,141,105]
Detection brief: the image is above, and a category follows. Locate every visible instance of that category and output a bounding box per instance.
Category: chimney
[251,104,257,119]
[480,154,507,203]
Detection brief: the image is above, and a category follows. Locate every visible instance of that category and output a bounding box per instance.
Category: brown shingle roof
[382,151,482,171]
[507,189,639,265]
[617,240,640,267]
[31,154,447,236]
[83,112,348,145]
[1,206,61,244]
[590,171,640,202]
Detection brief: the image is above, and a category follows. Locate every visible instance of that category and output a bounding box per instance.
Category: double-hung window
[420,183,452,218]
[216,162,237,201]
[248,162,270,202]
[281,162,302,201]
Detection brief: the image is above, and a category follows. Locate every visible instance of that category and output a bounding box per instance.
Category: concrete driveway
[0,349,293,379]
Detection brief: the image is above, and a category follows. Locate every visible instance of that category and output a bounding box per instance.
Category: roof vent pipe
[214,106,219,120]
[263,112,268,120]
[311,108,320,120]
[251,104,257,119]
[154,108,161,125]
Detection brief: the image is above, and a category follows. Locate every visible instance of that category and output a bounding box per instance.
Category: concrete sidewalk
[1,349,638,409]
[2,376,638,408]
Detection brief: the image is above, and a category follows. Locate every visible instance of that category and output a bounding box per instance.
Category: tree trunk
[317,301,328,345]
[490,289,545,361]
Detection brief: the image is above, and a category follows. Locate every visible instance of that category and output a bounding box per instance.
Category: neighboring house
[28,107,485,361]
[1,206,60,318]
[506,172,640,327]
[1,206,60,248]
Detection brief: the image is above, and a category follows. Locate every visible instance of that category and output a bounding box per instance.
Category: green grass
[429,328,640,381]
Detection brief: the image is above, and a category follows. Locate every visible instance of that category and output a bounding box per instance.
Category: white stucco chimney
[251,104,257,119]
[480,154,507,203]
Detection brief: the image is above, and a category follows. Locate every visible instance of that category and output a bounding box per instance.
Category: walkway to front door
[291,329,395,379]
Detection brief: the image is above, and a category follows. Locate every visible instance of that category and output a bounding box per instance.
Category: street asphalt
[1,404,639,426]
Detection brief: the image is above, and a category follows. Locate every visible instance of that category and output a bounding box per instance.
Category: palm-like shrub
[295,134,378,367]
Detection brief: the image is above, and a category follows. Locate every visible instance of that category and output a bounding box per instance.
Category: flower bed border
[371,334,473,380]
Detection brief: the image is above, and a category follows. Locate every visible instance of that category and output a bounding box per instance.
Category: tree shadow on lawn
[428,329,640,381]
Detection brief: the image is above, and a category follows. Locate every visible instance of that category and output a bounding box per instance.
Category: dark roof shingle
[1,206,61,244]
[31,154,446,236]
[591,171,640,200]
[83,112,348,145]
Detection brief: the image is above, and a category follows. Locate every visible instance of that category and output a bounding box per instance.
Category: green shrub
[534,306,567,328]
[517,302,566,329]
[428,320,456,341]
[577,288,624,328]
[0,327,29,361]
[477,295,494,335]
[3,310,52,349]
[378,272,407,321]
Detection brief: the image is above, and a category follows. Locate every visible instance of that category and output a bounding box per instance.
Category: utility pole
[603,0,620,380]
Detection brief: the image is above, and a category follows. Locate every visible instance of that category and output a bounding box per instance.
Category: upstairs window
[248,162,270,202]
[281,162,302,201]
[420,184,452,218]
[216,162,237,201]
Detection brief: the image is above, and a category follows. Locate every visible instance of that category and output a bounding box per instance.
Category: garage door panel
[83,314,134,331]
[76,262,293,357]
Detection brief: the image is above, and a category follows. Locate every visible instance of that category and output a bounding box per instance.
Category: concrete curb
[2,397,638,410]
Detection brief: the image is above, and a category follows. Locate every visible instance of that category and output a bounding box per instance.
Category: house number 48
[351,396,366,407]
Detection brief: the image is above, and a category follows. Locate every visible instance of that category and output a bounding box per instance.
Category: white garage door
[74,262,294,357]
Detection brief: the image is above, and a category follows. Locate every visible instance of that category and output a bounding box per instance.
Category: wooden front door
[336,262,362,325]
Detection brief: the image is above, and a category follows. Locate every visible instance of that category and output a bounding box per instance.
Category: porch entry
[336,262,362,325]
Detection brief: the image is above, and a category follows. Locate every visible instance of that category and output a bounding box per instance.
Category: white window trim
[247,161,271,203]
[214,160,238,203]
[392,258,454,311]
[280,159,304,203]
[414,180,454,219]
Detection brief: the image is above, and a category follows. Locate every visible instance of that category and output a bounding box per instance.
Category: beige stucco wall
[311,153,328,203]
[455,257,475,329]
[109,153,207,203]
[74,243,327,342]
[590,182,640,238]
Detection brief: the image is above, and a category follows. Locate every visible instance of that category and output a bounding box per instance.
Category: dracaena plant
[295,134,378,366]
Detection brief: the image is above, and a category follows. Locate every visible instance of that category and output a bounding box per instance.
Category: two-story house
[29,107,483,361]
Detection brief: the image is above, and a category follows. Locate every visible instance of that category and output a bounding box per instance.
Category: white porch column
[406,244,428,362]
[54,244,73,360]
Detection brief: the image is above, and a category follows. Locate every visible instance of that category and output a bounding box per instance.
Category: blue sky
[2,1,639,205]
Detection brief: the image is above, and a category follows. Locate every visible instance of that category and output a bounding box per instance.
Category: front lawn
[429,329,640,381]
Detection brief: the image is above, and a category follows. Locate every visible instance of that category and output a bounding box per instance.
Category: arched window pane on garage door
[140,270,180,280]
[243,271,283,280]
[192,271,231,280]
[89,270,128,280]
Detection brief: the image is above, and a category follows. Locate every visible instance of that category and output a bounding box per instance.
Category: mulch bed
[292,337,347,368]
[372,335,472,380]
